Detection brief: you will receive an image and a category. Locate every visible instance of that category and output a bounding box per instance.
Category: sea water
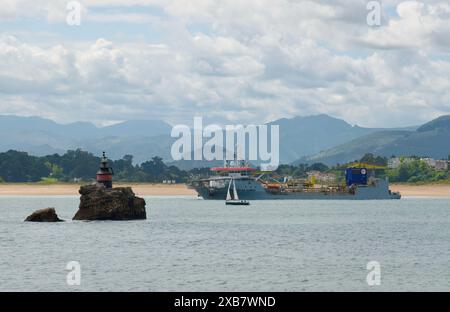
[1,196,450,291]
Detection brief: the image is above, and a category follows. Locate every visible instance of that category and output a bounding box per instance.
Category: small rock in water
[25,208,64,222]
[72,183,146,221]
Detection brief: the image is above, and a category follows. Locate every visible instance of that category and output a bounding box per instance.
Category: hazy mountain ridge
[300,115,450,165]
[0,115,173,162]
[0,114,443,166]
[270,114,384,163]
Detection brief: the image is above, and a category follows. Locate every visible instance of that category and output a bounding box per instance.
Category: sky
[0,0,449,127]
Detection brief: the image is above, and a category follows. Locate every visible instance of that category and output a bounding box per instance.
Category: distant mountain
[81,135,176,163]
[0,115,173,162]
[299,115,450,166]
[417,115,450,132]
[0,115,99,139]
[269,114,383,163]
[166,114,386,168]
[2,113,441,167]
[99,120,172,137]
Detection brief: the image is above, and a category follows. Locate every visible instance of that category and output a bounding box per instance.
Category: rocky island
[72,183,146,221]
[25,208,63,222]
[72,152,146,220]
[24,152,146,222]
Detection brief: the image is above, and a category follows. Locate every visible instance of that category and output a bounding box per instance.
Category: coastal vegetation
[275,153,450,184]
[386,159,449,183]
[0,150,448,184]
[0,149,194,183]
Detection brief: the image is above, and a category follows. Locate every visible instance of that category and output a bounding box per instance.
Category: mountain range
[0,114,448,167]
[300,115,450,165]
[0,115,174,163]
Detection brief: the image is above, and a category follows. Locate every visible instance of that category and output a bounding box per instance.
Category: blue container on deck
[345,168,368,186]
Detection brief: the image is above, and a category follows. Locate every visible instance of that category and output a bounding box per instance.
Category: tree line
[0,149,209,183]
[0,150,448,183]
[273,153,450,183]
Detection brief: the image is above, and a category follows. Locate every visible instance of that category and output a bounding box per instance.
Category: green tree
[46,149,99,181]
[307,163,329,172]
[112,155,137,181]
[44,161,64,180]
[359,153,387,166]
[141,156,166,180]
[0,150,50,182]
[387,159,448,183]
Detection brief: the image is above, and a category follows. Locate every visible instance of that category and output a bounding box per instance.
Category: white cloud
[361,1,450,50]
[0,0,449,127]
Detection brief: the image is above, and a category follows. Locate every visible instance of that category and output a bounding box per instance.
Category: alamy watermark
[66,1,81,26]
[66,1,380,28]
[367,1,382,26]
[66,261,81,286]
[170,117,279,171]
[366,261,381,286]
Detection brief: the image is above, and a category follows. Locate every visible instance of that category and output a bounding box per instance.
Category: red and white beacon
[96,151,114,188]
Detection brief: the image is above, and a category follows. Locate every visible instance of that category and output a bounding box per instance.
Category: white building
[388,157,401,169]
[421,158,436,168]
[421,158,448,171]
[388,157,449,171]
[388,157,414,169]
[435,160,448,171]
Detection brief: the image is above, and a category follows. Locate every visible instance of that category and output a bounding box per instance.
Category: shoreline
[0,183,450,198]
[0,183,197,196]
[389,184,450,198]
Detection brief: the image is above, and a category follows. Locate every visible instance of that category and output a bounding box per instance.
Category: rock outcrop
[73,183,146,221]
[25,208,64,222]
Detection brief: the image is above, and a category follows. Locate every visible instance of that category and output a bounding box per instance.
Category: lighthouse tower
[96,152,114,188]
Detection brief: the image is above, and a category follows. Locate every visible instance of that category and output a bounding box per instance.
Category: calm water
[1,196,450,291]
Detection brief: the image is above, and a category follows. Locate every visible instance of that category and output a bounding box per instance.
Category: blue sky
[0,0,449,127]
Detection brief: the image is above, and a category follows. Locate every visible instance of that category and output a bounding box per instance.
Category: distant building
[421,158,448,171]
[388,157,401,169]
[388,157,414,169]
[435,160,448,171]
[421,158,436,168]
[388,156,449,171]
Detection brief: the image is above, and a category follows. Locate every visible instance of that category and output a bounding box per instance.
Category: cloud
[0,0,449,128]
[360,1,450,51]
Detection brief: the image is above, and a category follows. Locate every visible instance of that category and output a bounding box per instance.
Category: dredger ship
[189,159,401,200]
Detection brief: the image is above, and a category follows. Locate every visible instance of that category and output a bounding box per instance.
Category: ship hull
[192,178,401,200]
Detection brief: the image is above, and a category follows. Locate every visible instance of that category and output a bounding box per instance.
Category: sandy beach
[0,183,450,198]
[0,183,197,196]
[390,184,450,198]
